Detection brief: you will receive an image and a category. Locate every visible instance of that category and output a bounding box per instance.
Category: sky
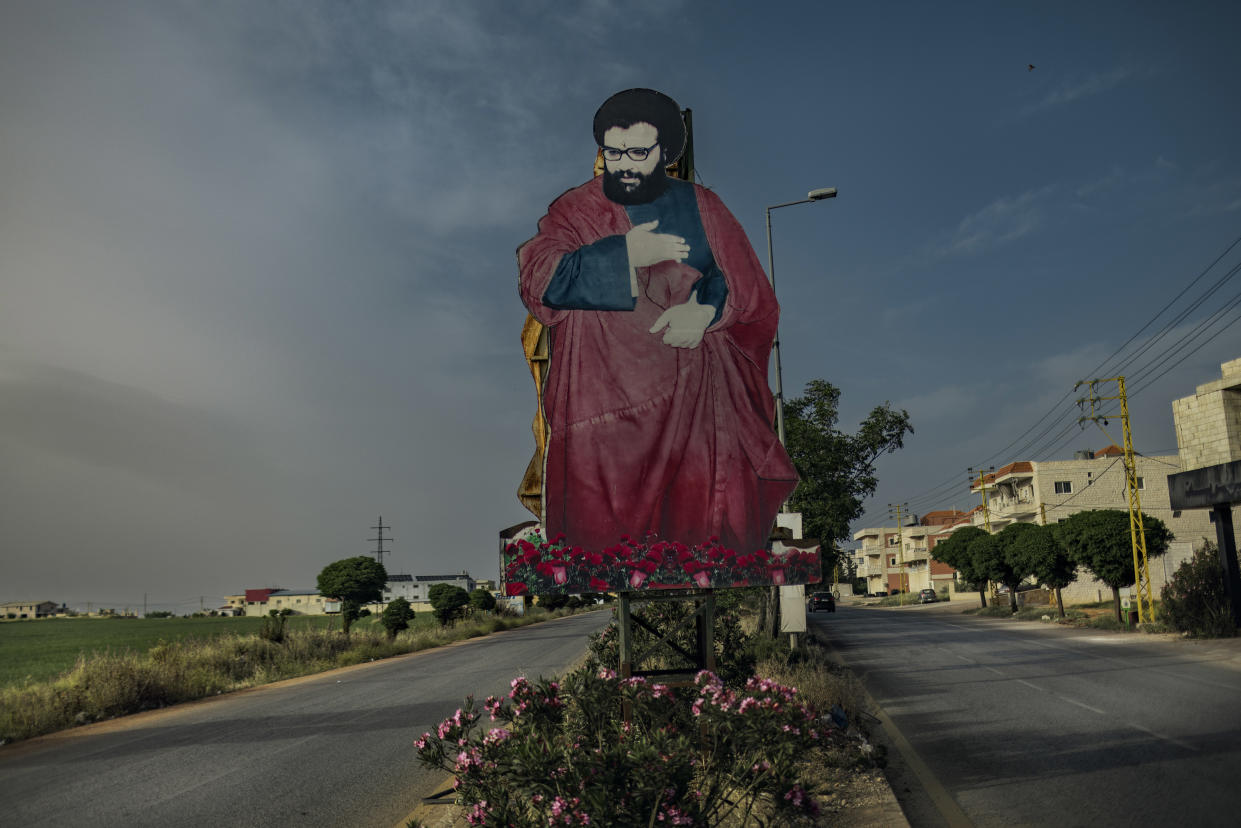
[2,0,1239,613]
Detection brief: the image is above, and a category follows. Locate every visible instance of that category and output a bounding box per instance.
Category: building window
[1054,481,1072,494]
[1136,477,1144,490]
[889,557,896,566]
[887,536,898,546]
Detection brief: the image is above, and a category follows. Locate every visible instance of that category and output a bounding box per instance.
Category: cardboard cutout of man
[518,88,798,555]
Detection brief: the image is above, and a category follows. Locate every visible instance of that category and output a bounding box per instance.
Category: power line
[884,228,1241,513]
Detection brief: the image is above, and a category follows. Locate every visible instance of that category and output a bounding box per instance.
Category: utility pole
[967,467,995,532]
[1076,376,1153,623]
[369,516,393,569]
[968,467,997,601]
[888,503,909,604]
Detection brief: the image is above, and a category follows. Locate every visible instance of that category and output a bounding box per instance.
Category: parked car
[808,592,836,612]
[918,588,938,604]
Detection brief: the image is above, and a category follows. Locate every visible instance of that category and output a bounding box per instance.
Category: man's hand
[626,220,689,268]
[649,292,716,349]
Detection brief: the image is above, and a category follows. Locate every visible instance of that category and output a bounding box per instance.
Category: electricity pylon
[1075,376,1153,623]
[369,517,392,569]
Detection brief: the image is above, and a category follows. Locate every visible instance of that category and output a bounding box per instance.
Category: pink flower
[692,570,711,588]
[552,565,567,584]
[629,570,647,589]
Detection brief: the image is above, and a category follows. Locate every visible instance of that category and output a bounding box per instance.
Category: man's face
[601,122,665,204]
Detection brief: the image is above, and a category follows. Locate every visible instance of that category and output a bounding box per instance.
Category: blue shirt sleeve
[541,235,636,311]
[691,263,728,326]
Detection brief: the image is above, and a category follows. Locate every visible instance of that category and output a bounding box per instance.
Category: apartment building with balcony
[951,447,1214,602]
[969,447,1214,544]
[854,509,968,595]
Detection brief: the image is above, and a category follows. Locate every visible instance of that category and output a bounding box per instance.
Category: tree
[1054,509,1173,622]
[381,597,416,640]
[930,526,992,607]
[784,380,913,575]
[989,523,1047,613]
[1005,522,1076,618]
[317,556,388,635]
[469,588,497,613]
[429,583,470,626]
[538,593,571,612]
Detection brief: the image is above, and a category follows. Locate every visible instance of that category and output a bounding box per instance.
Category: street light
[765,187,838,450]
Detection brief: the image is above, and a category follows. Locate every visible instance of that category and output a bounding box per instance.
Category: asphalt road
[0,610,610,827]
[812,601,1241,828]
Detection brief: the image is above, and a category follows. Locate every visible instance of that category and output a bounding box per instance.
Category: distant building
[237,571,478,616]
[1,600,60,619]
[854,511,967,596]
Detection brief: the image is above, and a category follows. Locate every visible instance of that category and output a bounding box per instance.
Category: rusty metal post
[618,592,633,677]
[1213,504,1241,627]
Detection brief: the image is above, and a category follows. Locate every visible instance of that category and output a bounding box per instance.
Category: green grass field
[0,614,438,688]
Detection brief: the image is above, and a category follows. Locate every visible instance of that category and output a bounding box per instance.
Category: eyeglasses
[600,143,659,162]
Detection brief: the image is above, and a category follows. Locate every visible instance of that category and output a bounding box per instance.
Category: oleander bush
[415,669,840,827]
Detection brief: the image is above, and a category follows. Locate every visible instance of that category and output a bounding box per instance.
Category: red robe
[518,176,797,555]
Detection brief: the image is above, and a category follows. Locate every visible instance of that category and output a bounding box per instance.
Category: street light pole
[765,187,837,450]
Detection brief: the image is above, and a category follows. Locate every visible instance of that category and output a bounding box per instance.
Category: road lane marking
[1127,722,1200,752]
[1016,679,1043,691]
[1060,697,1107,715]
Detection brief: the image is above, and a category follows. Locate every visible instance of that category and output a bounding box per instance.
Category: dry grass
[0,608,583,744]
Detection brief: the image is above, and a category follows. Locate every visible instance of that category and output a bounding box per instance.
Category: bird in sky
[1028,63,1036,71]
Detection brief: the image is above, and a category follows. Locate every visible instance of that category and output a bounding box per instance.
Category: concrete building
[853,358,1241,607]
[854,510,967,595]
[238,588,334,617]
[1172,357,1241,471]
[967,448,1211,542]
[236,572,478,616]
[1,600,60,619]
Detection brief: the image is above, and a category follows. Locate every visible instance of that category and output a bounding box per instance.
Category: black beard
[602,165,669,205]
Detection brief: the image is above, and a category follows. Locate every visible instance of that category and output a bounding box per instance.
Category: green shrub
[259,612,287,643]
[381,598,415,640]
[1161,542,1237,638]
[583,599,754,687]
[415,669,834,826]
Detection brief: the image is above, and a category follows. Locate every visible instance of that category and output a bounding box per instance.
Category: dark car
[808,592,836,612]
[918,588,938,604]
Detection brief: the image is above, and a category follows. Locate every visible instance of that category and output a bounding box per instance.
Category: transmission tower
[1075,376,1153,623]
[369,517,393,569]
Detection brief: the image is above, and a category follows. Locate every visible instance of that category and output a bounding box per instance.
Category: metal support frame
[617,589,717,681]
[1076,376,1154,622]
